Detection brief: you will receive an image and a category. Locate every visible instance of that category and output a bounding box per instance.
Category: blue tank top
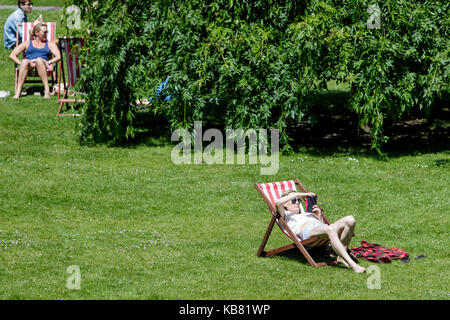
[26,41,51,61]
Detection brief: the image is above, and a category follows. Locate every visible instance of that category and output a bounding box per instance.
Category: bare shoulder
[47,41,58,48]
[20,41,30,49]
[47,41,60,55]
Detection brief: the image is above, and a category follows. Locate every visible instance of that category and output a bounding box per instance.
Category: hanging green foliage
[65,0,449,154]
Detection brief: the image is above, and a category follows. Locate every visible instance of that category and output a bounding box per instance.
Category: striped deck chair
[14,22,57,94]
[254,179,336,267]
[56,37,85,116]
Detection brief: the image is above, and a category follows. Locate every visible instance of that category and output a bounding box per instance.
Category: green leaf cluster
[66,0,449,152]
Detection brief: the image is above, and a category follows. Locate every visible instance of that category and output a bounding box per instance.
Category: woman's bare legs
[309,216,365,273]
[14,59,51,99]
[14,59,33,98]
[34,58,51,98]
[331,215,356,250]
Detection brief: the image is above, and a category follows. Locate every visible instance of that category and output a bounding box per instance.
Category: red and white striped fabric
[20,22,56,43]
[19,22,56,72]
[258,180,329,247]
[258,180,300,214]
[61,37,85,88]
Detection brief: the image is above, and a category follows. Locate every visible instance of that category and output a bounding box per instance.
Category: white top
[285,211,321,236]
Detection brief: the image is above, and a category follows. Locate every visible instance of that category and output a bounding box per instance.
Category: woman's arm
[311,205,325,223]
[275,192,315,207]
[47,41,61,66]
[275,192,315,218]
[9,42,28,65]
[275,200,289,219]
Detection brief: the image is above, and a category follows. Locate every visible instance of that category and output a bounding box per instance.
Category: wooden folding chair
[14,22,57,94]
[56,37,86,116]
[254,178,337,267]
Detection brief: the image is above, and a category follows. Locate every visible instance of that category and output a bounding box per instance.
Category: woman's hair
[18,0,27,7]
[280,189,296,198]
[30,23,47,40]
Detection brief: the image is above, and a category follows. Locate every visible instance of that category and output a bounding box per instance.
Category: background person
[9,23,60,99]
[4,1,43,49]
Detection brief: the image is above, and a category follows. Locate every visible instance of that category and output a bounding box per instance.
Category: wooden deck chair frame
[56,36,86,117]
[14,22,57,94]
[254,178,337,267]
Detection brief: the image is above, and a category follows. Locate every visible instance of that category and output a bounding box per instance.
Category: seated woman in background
[9,23,60,99]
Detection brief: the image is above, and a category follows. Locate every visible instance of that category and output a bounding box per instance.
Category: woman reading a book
[275,189,366,273]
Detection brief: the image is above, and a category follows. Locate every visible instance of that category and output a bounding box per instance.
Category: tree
[66,0,449,154]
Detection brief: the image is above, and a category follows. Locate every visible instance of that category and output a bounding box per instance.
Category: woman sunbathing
[276,189,366,273]
[9,23,60,99]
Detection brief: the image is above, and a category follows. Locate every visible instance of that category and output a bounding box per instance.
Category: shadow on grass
[288,90,449,158]
[127,100,229,148]
[127,90,449,158]
[269,245,346,269]
[128,112,173,148]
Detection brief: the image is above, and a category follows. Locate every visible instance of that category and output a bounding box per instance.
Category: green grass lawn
[0,7,449,300]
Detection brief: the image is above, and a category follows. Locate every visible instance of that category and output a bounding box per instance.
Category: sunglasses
[291,198,302,204]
